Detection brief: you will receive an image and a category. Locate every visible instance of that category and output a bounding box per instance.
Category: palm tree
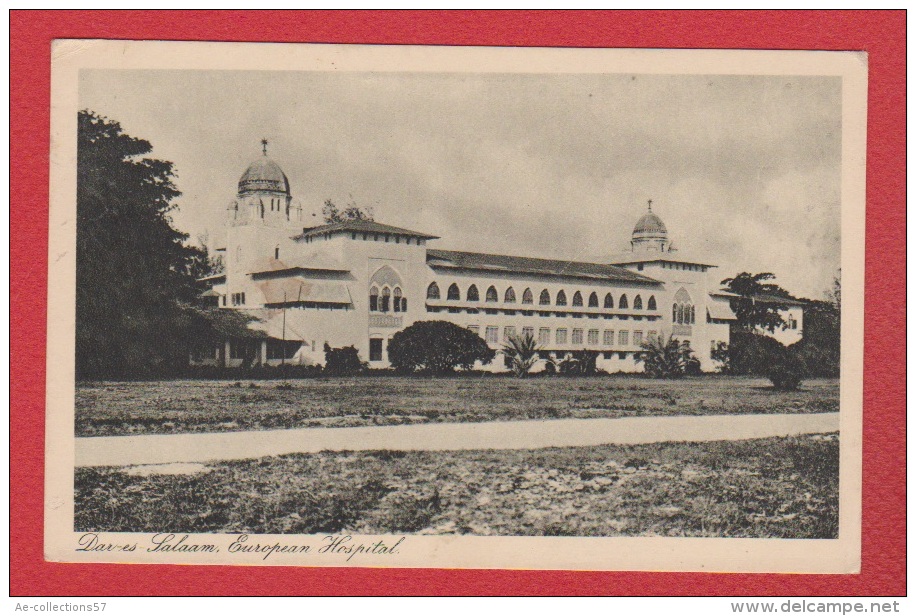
[638,332,697,378]
[501,332,541,378]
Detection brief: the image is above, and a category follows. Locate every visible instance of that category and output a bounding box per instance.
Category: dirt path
[74,412,840,468]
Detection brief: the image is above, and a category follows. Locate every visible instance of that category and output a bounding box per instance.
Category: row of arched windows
[673,303,696,325]
[426,282,657,311]
[370,286,406,313]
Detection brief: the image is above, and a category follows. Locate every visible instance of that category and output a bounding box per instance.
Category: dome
[238,155,290,196]
[633,210,667,237]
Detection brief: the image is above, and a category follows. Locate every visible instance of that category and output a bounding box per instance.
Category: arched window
[672,288,694,327]
[467,285,480,302]
[504,287,516,303]
[539,289,551,305]
[619,294,629,309]
[572,291,583,307]
[427,282,440,300]
[522,288,534,304]
[369,286,379,312]
[486,286,498,302]
[556,290,568,306]
[673,304,678,321]
[381,287,391,312]
[393,287,403,313]
[447,283,460,301]
[588,292,599,308]
[604,293,613,309]
[647,295,657,311]
[633,295,643,310]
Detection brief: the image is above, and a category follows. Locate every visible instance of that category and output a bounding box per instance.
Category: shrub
[323,344,368,376]
[501,333,540,378]
[766,351,806,391]
[387,320,495,374]
[726,331,787,376]
[637,333,698,378]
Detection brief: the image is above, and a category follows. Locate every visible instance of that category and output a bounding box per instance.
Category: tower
[229,139,297,226]
[225,142,302,290]
[630,200,670,253]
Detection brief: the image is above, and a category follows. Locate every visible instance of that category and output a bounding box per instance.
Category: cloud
[79,69,842,298]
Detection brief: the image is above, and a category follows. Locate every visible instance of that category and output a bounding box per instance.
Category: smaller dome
[633,211,667,236]
[238,156,290,196]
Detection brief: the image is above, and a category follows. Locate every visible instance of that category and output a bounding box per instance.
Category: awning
[707,296,737,321]
[256,277,352,305]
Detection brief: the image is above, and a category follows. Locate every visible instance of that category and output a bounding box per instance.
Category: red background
[10,10,905,596]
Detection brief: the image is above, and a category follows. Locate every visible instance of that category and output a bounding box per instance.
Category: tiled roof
[249,254,349,276]
[427,249,661,285]
[750,293,808,307]
[606,252,718,267]
[293,220,439,241]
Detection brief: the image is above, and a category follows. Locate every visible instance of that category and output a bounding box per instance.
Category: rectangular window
[633,331,643,346]
[468,325,480,336]
[504,326,516,341]
[485,326,499,344]
[648,330,658,342]
[522,326,534,339]
[538,328,550,345]
[588,329,599,345]
[571,329,583,344]
[369,339,383,362]
[603,330,614,345]
[619,330,629,346]
[556,328,568,344]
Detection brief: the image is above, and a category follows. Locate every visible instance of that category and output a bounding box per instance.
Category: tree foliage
[793,273,841,377]
[721,272,790,332]
[501,332,540,378]
[387,321,495,374]
[322,198,375,224]
[638,333,699,378]
[76,110,214,379]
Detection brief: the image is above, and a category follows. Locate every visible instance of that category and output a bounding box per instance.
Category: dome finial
[647,198,653,212]
[261,138,268,156]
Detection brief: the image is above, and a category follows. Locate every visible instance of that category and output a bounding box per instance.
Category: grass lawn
[75,432,839,538]
[76,375,839,437]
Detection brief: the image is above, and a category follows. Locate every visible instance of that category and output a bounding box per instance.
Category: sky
[79,69,842,299]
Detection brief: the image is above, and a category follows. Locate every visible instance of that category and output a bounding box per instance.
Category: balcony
[369,314,403,328]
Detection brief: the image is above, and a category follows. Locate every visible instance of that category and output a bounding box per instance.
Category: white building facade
[198,150,802,372]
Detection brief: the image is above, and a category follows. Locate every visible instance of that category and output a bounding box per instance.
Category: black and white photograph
[46,41,866,571]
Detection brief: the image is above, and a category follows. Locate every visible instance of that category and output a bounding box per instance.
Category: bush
[323,344,368,376]
[766,352,806,391]
[726,331,787,376]
[638,333,698,378]
[387,320,495,374]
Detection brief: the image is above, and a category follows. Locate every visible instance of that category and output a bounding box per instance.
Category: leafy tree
[501,332,540,378]
[721,272,790,332]
[637,333,698,378]
[322,198,374,224]
[323,343,368,376]
[76,110,209,379]
[793,273,841,377]
[387,321,495,374]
